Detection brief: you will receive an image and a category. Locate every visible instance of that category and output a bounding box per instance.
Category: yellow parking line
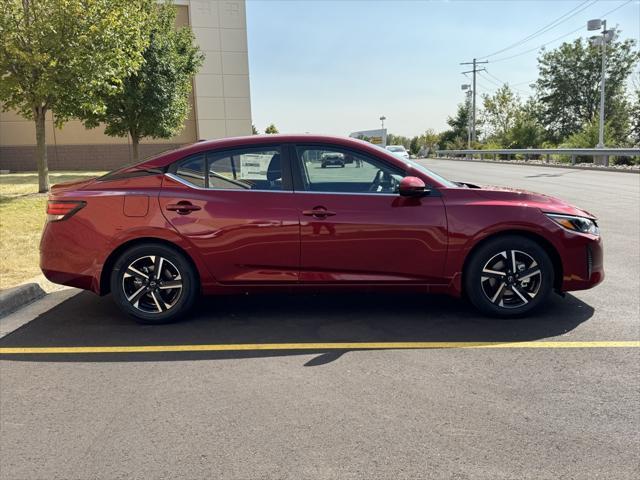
[0,341,638,355]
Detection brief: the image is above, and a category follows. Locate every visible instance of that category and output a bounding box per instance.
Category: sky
[245,0,640,137]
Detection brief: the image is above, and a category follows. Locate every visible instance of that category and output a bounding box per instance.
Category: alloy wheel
[480,250,542,309]
[122,255,183,314]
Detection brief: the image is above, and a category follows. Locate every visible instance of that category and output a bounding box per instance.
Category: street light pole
[588,18,612,149]
[598,20,607,148]
[467,90,472,148]
[380,116,386,129]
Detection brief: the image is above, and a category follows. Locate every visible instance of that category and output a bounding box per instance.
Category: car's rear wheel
[464,235,553,317]
[110,243,198,324]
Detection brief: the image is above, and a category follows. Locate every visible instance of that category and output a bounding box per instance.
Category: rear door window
[171,146,287,191]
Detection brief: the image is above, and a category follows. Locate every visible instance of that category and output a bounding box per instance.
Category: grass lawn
[0,171,105,290]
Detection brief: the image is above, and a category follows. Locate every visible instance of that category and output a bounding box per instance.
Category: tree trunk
[131,133,140,162]
[35,107,49,193]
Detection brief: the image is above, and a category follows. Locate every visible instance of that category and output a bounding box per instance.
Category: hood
[472,184,596,219]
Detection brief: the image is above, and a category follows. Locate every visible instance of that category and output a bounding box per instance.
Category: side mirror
[399,176,428,197]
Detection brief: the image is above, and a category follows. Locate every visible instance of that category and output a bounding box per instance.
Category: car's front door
[159,145,300,284]
[292,144,448,283]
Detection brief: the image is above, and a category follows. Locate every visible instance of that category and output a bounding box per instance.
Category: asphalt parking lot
[1,160,639,479]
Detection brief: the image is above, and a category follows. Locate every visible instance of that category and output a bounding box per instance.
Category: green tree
[84,2,203,162]
[409,136,420,155]
[265,123,279,134]
[560,118,619,162]
[481,84,521,144]
[252,124,259,135]
[386,134,411,148]
[0,0,152,192]
[440,101,474,148]
[419,129,440,155]
[629,85,640,147]
[534,33,639,144]
[508,113,545,149]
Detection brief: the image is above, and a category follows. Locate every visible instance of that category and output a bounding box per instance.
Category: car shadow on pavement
[0,290,595,365]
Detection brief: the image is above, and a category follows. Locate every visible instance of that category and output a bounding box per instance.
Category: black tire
[110,243,198,324]
[464,235,554,318]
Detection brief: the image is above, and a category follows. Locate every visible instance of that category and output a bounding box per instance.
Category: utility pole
[461,84,472,148]
[461,58,488,143]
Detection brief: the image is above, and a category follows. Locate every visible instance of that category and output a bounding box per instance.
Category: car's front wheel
[110,243,198,324]
[464,235,554,317]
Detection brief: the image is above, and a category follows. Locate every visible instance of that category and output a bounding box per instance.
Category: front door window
[296,146,404,194]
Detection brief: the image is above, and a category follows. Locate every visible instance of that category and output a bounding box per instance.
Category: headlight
[546,213,599,235]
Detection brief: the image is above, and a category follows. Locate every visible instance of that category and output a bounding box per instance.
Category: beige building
[0,0,252,172]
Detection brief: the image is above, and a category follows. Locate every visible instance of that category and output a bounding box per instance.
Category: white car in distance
[386,145,410,159]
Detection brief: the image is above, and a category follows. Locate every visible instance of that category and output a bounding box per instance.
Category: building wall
[0,0,252,172]
[190,0,252,139]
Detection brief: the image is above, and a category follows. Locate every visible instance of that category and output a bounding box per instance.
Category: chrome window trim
[165,173,288,193]
[292,190,399,197]
[165,173,403,197]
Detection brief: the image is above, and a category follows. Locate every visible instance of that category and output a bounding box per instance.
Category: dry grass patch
[0,171,104,289]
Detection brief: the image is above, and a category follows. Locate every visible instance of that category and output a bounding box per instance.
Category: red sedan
[40,134,604,323]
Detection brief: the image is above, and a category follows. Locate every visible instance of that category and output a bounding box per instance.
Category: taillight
[46,200,86,221]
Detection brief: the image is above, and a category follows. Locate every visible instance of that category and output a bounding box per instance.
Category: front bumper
[559,232,604,292]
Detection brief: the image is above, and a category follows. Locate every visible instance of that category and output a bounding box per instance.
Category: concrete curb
[0,288,80,339]
[427,157,640,174]
[0,283,46,317]
[0,275,71,319]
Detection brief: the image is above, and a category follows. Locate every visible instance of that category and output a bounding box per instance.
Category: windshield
[387,146,405,152]
[368,143,457,187]
[405,159,458,187]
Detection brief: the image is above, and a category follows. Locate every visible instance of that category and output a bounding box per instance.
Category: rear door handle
[302,207,336,218]
[166,202,201,215]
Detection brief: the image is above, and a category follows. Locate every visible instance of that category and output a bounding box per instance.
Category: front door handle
[302,207,336,218]
[166,201,201,215]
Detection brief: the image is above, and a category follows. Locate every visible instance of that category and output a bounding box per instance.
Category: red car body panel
[40,134,604,299]
[297,192,448,283]
[159,175,300,284]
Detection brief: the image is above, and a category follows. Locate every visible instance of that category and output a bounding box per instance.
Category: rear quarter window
[175,154,206,188]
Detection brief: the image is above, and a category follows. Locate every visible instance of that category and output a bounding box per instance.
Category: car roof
[137,134,393,169]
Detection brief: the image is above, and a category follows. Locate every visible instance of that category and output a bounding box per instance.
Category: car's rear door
[159,145,300,284]
[292,144,448,284]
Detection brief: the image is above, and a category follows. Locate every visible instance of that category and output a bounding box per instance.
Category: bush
[612,156,640,166]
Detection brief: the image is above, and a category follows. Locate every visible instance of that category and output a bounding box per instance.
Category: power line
[475,81,496,93]
[511,79,537,87]
[472,0,634,101]
[481,71,532,94]
[465,71,497,93]
[478,71,504,88]
[489,0,634,64]
[478,0,598,60]
[490,25,585,63]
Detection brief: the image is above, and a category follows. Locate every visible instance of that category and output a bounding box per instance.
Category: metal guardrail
[435,148,640,167]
